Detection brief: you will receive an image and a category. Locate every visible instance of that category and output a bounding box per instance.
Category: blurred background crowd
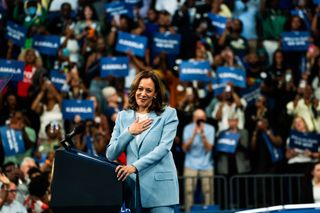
[0,0,320,212]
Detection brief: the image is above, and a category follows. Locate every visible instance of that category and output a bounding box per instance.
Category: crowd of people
[0,0,320,212]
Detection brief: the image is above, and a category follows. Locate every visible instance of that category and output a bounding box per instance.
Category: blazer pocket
[154,172,174,181]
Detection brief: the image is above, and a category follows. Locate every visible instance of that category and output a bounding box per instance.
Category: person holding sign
[107,71,179,213]
[182,109,215,213]
[285,116,320,174]
[216,113,250,176]
[251,118,283,173]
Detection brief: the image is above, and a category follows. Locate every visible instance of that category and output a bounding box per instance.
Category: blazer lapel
[126,110,139,158]
[137,111,161,150]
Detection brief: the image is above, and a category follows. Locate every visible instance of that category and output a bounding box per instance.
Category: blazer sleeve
[132,108,179,172]
[106,111,134,161]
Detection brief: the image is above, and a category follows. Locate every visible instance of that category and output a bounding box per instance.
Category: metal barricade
[178,174,305,211]
[229,174,305,210]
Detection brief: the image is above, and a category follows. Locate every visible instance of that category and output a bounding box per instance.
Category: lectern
[50,148,123,213]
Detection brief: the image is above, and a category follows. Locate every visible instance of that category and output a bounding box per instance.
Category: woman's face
[294,117,307,132]
[25,50,36,65]
[291,16,302,31]
[135,78,156,111]
[275,51,283,63]
[84,6,93,20]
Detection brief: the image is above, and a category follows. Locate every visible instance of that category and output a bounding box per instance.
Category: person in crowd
[0,93,19,126]
[74,3,101,60]
[74,4,101,42]
[36,121,62,157]
[2,110,36,165]
[286,84,320,133]
[216,113,251,176]
[106,71,179,212]
[233,0,259,52]
[285,116,320,174]
[102,86,122,131]
[210,0,232,18]
[301,161,320,203]
[0,181,27,212]
[58,25,81,68]
[31,77,63,144]
[219,18,249,60]
[259,0,287,65]
[48,2,76,35]
[23,168,50,213]
[245,95,271,136]
[0,172,11,209]
[88,94,110,139]
[17,48,43,108]
[251,118,284,173]
[13,0,47,30]
[211,84,246,134]
[182,108,214,213]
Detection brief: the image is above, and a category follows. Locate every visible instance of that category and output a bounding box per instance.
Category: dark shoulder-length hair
[126,70,166,114]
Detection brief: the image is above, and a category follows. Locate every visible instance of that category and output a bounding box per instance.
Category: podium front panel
[50,149,123,212]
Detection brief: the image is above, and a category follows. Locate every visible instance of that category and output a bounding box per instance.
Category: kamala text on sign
[0,59,24,81]
[100,57,129,77]
[62,100,94,120]
[50,70,66,91]
[179,60,211,82]
[208,13,227,35]
[217,66,246,88]
[115,32,147,57]
[33,35,60,56]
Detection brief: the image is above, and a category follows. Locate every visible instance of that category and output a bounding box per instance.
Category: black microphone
[60,124,85,150]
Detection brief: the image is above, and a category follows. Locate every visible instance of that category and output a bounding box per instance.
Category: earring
[153,96,156,99]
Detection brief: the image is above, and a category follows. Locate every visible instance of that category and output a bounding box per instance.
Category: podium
[50,148,123,213]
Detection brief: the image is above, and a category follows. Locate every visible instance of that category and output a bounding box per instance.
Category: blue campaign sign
[105,1,134,20]
[116,32,147,57]
[240,82,261,106]
[124,0,141,5]
[0,75,12,91]
[100,56,129,77]
[50,70,66,91]
[0,126,25,156]
[179,60,211,82]
[208,13,227,35]
[288,130,320,152]
[32,35,60,56]
[281,31,310,51]
[217,66,246,88]
[216,131,240,154]
[62,100,94,120]
[152,32,181,55]
[6,21,27,47]
[0,59,24,81]
[212,77,225,96]
[314,0,320,4]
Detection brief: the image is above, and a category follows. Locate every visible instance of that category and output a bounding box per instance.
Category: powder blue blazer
[106,106,179,208]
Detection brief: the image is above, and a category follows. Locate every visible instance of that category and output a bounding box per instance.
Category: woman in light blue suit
[106,71,179,213]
